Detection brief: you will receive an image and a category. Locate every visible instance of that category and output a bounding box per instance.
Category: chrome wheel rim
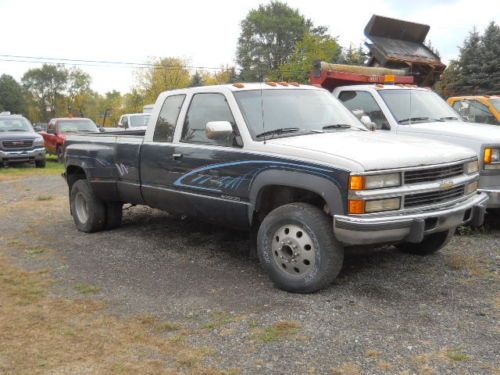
[74,192,89,223]
[271,224,316,277]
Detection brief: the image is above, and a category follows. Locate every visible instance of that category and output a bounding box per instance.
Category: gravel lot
[1,174,498,374]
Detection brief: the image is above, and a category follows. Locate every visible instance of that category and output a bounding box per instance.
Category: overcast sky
[0,0,497,93]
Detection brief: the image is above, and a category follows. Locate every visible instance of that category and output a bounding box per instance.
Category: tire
[56,145,64,163]
[257,203,344,293]
[105,202,123,229]
[70,179,106,233]
[397,229,454,255]
[35,159,46,168]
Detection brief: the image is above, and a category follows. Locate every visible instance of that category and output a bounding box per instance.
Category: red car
[40,118,99,161]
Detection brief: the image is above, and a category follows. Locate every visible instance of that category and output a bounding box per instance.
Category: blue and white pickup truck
[63,83,487,293]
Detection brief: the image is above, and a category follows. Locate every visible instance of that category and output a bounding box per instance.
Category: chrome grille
[404,186,465,208]
[404,164,464,184]
[2,140,33,149]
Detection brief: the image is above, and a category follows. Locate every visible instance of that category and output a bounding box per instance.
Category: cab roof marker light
[288,82,300,87]
[265,81,277,87]
[232,83,245,89]
[278,82,289,86]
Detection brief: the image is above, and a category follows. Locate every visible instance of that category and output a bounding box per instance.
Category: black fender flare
[248,169,345,223]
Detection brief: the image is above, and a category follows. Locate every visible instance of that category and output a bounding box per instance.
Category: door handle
[172,153,183,160]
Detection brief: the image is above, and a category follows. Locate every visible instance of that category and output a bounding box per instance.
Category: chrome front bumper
[479,189,500,208]
[334,192,489,245]
[0,147,46,163]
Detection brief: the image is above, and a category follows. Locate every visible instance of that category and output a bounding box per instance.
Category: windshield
[129,114,150,127]
[379,89,461,124]
[0,117,32,132]
[59,119,98,133]
[234,89,366,139]
[490,98,500,112]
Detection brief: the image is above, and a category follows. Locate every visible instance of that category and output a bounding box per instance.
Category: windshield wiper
[398,117,433,124]
[439,116,459,121]
[256,127,300,139]
[6,129,26,132]
[322,124,352,130]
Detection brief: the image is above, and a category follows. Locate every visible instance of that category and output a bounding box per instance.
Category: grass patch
[0,255,219,374]
[445,348,470,361]
[74,283,101,294]
[201,311,236,330]
[0,157,63,182]
[35,195,53,201]
[332,363,361,375]
[25,247,46,256]
[256,320,301,342]
[157,321,182,332]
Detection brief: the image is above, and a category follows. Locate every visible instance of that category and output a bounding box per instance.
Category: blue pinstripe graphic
[173,160,340,193]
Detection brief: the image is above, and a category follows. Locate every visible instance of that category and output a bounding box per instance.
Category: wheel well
[254,185,328,222]
[66,165,86,190]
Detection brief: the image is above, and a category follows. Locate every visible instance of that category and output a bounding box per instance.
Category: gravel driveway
[1,174,498,374]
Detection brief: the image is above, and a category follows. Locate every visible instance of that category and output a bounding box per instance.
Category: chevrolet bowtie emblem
[440,180,454,190]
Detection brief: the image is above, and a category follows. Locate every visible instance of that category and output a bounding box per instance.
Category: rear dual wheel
[70,179,122,232]
[257,203,344,293]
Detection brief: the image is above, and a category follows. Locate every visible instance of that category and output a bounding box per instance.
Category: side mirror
[99,126,105,133]
[205,121,233,139]
[34,125,42,132]
[360,115,377,131]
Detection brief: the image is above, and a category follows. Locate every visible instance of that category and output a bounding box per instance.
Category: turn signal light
[484,148,492,164]
[349,175,365,190]
[348,200,365,214]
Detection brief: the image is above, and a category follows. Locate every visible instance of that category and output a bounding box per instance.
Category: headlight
[348,198,401,214]
[349,173,401,190]
[464,160,479,175]
[464,181,478,195]
[484,148,500,170]
[33,138,44,147]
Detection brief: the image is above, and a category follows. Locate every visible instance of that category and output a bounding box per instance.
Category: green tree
[478,21,500,93]
[276,32,340,83]
[339,44,366,65]
[136,57,191,103]
[190,71,203,87]
[21,64,68,121]
[123,89,145,114]
[66,68,92,116]
[236,1,324,81]
[0,74,26,114]
[455,28,483,93]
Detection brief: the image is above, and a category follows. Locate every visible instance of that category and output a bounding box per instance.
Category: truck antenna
[260,79,266,144]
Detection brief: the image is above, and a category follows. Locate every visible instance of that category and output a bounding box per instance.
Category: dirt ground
[0,172,498,374]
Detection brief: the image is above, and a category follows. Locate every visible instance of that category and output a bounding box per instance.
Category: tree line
[0,1,498,125]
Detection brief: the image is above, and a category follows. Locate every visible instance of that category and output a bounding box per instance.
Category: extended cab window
[338,91,390,130]
[153,94,186,142]
[468,100,496,124]
[181,93,237,147]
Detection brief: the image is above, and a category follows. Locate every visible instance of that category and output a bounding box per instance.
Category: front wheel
[56,145,64,163]
[257,203,344,293]
[70,179,106,233]
[35,159,46,168]
[396,229,454,255]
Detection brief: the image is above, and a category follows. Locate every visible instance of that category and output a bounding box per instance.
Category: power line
[0,54,228,71]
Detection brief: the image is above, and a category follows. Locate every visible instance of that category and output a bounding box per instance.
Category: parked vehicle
[0,112,46,167]
[63,84,487,293]
[117,113,151,131]
[310,64,500,212]
[447,96,500,125]
[40,117,99,161]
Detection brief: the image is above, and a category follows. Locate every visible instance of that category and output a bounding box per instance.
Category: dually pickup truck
[63,84,487,293]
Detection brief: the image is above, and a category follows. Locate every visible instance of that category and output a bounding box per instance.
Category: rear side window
[338,90,390,130]
[153,94,186,142]
[181,93,236,147]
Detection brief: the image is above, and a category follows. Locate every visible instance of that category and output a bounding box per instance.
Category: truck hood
[405,121,500,144]
[266,130,475,171]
